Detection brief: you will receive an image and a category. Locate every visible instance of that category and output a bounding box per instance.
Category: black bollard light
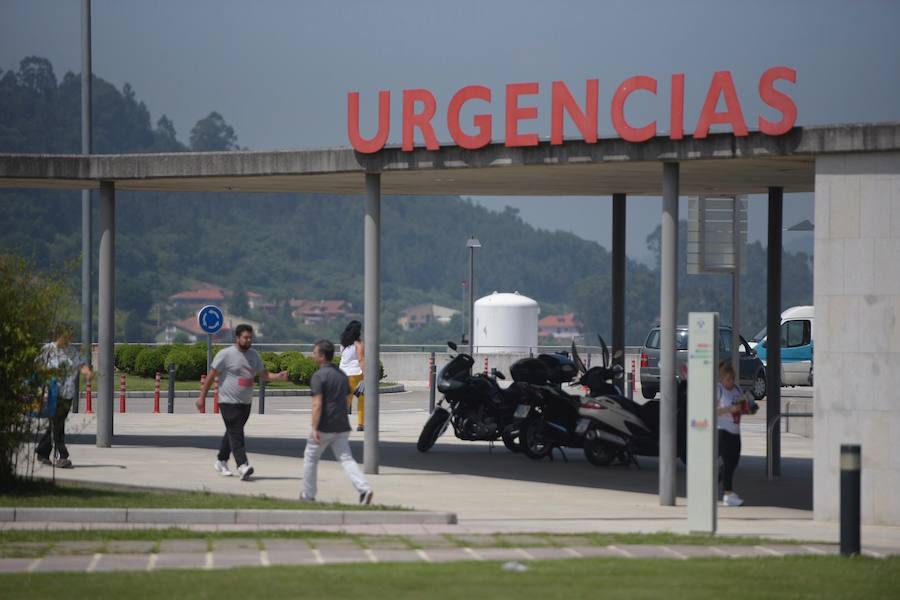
[428,352,437,413]
[167,362,176,414]
[840,444,861,556]
[259,379,266,415]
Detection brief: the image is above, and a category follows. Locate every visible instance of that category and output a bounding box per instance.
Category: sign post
[687,311,719,534]
[197,305,224,375]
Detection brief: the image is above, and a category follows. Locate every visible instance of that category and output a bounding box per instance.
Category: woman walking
[339,320,365,432]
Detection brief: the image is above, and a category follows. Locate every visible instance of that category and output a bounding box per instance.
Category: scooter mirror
[571,341,587,374]
[598,335,610,369]
[491,368,506,380]
[447,341,458,351]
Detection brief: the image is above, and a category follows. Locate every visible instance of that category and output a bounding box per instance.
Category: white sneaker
[723,492,744,507]
[237,463,254,481]
[214,460,232,477]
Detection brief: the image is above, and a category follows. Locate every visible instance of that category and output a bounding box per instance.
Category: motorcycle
[571,337,688,468]
[416,342,525,453]
[511,351,595,461]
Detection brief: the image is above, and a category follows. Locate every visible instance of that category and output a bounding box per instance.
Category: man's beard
[238,340,252,350]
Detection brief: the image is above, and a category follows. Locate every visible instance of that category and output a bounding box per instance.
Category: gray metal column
[611,193,626,371]
[80,0,93,400]
[97,181,115,447]
[767,187,783,476]
[659,163,679,505]
[363,173,381,474]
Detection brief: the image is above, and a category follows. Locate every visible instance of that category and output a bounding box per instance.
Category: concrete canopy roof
[1,122,898,196]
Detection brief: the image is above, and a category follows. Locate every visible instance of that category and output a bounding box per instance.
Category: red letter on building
[758,66,797,136]
[447,85,493,150]
[694,71,748,138]
[610,76,658,143]
[670,73,685,140]
[347,91,390,154]
[402,89,440,151]
[551,80,598,145]
[505,82,540,147]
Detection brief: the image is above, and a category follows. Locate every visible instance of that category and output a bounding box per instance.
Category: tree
[0,254,68,487]
[17,56,56,96]
[190,111,238,151]
[229,287,250,317]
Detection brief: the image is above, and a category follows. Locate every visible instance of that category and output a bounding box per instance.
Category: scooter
[572,337,688,468]
[416,342,524,453]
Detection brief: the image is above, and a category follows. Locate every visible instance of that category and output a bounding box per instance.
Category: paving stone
[15,508,126,523]
[0,558,35,572]
[154,552,208,570]
[261,539,313,552]
[158,539,208,553]
[567,546,627,558]
[212,551,263,568]
[49,541,105,555]
[128,509,235,525]
[711,545,773,558]
[615,545,678,558]
[496,534,553,547]
[417,548,474,562]
[759,544,820,556]
[266,548,318,566]
[311,538,362,549]
[34,555,94,572]
[212,539,260,552]
[466,548,529,561]
[105,540,156,554]
[405,534,458,549]
[358,536,411,550]
[660,545,722,558]
[94,554,151,572]
[369,549,424,563]
[317,547,369,564]
[516,547,572,560]
[799,544,841,556]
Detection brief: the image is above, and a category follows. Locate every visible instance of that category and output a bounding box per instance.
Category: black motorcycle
[416,342,524,453]
[511,351,591,461]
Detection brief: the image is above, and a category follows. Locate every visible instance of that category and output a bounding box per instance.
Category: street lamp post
[466,237,481,354]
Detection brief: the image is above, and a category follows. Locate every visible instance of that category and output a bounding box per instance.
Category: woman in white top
[339,320,365,431]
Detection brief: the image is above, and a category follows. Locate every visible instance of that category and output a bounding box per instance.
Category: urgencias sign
[347,67,796,153]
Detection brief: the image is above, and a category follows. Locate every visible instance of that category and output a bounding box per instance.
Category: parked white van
[751,305,814,386]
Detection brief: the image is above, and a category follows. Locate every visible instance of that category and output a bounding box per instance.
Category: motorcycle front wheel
[417,407,450,453]
[583,436,618,467]
[519,415,554,460]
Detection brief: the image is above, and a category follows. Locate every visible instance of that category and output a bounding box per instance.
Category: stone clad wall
[813,152,900,525]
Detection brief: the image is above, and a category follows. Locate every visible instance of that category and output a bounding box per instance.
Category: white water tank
[473,291,539,353]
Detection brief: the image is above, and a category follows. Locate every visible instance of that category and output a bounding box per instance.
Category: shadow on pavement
[67,433,811,511]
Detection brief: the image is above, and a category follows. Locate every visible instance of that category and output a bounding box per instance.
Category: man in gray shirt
[196,324,288,480]
[301,339,373,504]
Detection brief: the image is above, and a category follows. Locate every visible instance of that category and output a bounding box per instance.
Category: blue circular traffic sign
[197,305,224,334]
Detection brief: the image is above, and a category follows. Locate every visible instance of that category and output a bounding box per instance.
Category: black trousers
[218,403,252,466]
[719,430,742,492]
[36,397,72,460]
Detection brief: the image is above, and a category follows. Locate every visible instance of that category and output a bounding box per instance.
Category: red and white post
[153,372,161,414]
[85,380,93,414]
[199,374,207,414]
[118,374,127,413]
[213,375,220,414]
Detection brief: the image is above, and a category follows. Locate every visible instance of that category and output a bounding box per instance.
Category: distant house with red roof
[168,283,227,308]
[289,299,353,324]
[538,312,581,340]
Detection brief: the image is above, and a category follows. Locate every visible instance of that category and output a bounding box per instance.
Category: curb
[1,507,456,526]
[75,383,406,400]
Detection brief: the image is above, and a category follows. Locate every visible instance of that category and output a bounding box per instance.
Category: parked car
[751,305,814,387]
[639,325,767,401]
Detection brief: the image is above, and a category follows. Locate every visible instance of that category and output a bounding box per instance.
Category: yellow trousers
[347,374,365,428]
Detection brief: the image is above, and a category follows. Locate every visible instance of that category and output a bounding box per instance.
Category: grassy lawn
[0,480,400,511]
[2,557,897,599]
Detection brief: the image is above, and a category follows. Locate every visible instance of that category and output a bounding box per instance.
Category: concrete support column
[97,180,115,448]
[611,193,626,371]
[363,173,381,475]
[659,162,679,506]
[767,187,783,476]
[80,0,93,406]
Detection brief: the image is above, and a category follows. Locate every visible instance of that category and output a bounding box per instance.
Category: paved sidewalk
[13,388,900,553]
[3,536,890,574]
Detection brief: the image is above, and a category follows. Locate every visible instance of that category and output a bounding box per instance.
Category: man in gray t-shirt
[197,324,288,480]
[301,339,373,504]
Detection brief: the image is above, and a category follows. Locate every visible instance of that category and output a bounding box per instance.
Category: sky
[2,0,899,262]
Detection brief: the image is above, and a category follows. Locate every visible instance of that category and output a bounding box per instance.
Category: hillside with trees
[0,57,813,345]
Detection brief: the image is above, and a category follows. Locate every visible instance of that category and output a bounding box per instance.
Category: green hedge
[133,346,169,378]
[115,344,145,373]
[166,345,208,381]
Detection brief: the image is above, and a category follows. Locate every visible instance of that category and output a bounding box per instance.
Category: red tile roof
[538,312,579,328]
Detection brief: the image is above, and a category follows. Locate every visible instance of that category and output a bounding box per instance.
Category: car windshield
[752,326,767,342]
[645,329,689,350]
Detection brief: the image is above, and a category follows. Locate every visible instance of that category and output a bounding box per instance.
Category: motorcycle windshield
[438,353,474,385]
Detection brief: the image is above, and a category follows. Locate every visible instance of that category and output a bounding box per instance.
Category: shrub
[133,346,170,378]
[115,344,145,374]
[167,345,207,381]
[284,353,317,385]
[260,351,281,374]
